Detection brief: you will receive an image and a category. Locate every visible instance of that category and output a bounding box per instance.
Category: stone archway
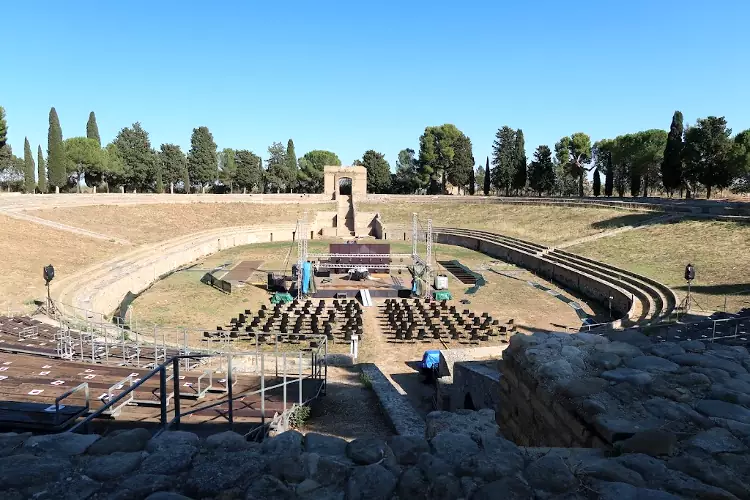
[324,165,367,199]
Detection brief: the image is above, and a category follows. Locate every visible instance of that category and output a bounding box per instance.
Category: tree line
[1,106,748,198]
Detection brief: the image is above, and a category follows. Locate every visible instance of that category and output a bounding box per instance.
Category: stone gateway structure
[323,165,367,199]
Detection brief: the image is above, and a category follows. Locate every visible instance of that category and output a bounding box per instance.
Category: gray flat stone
[387,435,429,465]
[696,400,750,424]
[139,444,196,475]
[668,455,750,499]
[591,351,622,370]
[524,455,576,493]
[186,451,266,497]
[604,331,652,348]
[146,430,199,452]
[625,355,680,373]
[670,353,747,375]
[346,437,388,465]
[679,340,706,352]
[23,432,99,457]
[120,474,177,499]
[345,464,396,500]
[643,397,712,428]
[261,430,303,456]
[306,453,352,486]
[594,417,664,442]
[672,372,711,388]
[0,432,31,457]
[87,428,151,455]
[472,477,532,500]
[649,342,685,358]
[396,467,427,499]
[711,417,750,438]
[601,368,654,385]
[687,427,748,454]
[590,480,681,500]
[457,450,523,482]
[538,359,574,381]
[145,494,193,500]
[429,432,479,468]
[579,458,646,486]
[561,377,609,398]
[616,429,677,457]
[305,433,347,456]
[268,454,306,483]
[424,409,497,440]
[38,472,101,500]
[85,451,144,481]
[595,341,643,358]
[204,430,250,451]
[245,474,295,499]
[0,454,70,489]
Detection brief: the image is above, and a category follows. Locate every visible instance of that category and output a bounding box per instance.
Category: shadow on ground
[674,283,750,296]
[589,213,671,230]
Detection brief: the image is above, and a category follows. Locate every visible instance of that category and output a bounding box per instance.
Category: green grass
[567,219,750,313]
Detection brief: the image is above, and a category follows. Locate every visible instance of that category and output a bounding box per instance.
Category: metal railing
[54,382,90,428]
[67,344,327,433]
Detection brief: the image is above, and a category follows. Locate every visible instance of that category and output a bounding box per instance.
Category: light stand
[43,264,56,316]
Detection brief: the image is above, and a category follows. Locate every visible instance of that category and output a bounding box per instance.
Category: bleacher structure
[0,313,327,434]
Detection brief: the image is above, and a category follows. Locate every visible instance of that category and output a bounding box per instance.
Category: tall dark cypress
[512,129,527,194]
[47,107,65,189]
[483,156,490,195]
[593,168,601,197]
[23,138,36,193]
[661,111,684,196]
[86,111,101,146]
[37,145,46,193]
[604,153,614,197]
[469,167,475,195]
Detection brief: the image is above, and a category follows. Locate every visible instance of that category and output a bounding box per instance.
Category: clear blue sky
[2,0,748,172]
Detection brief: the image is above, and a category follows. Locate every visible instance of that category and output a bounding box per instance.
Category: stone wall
[4,407,747,499]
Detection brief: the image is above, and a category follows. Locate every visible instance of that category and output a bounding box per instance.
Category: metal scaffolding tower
[296,212,309,298]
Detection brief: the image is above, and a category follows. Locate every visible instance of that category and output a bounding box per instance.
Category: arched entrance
[463,393,476,410]
[338,177,352,196]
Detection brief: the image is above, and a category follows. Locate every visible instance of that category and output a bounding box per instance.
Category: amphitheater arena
[1,192,750,499]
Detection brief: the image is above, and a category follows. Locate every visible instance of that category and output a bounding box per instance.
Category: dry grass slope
[0,213,119,312]
[28,202,334,245]
[568,219,750,313]
[359,202,656,245]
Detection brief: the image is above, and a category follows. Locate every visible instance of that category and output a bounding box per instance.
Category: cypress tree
[661,111,684,196]
[469,167,475,195]
[86,111,101,146]
[483,157,490,195]
[593,168,601,197]
[187,126,218,189]
[604,152,614,197]
[0,106,7,150]
[23,138,36,193]
[155,165,164,193]
[47,107,65,189]
[512,129,527,194]
[183,166,191,194]
[285,139,298,192]
[37,145,46,193]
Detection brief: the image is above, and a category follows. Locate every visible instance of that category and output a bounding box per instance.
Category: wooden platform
[222,260,264,282]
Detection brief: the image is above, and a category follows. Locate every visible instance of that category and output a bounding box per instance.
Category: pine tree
[187,126,218,190]
[86,111,101,146]
[285,139,298,192]
[593,168,601,197]
[661,111,684,196]
[47,107,65,189]
[528,145,555,196]
[361,150,392,193]
[512,129,527,194]
[37,145,46,193]
[23,138,36,193]
[112,123,157,191]
[604,152,614,197]
[483,157,490,195]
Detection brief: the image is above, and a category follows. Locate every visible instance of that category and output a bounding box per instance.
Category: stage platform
[313,273,411,300]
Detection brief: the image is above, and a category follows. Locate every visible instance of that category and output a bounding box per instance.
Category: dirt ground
[0,213,119,313]
[27,202,334,245]
[301,366,394,440]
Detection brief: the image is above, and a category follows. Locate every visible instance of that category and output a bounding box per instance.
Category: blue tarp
[419,350,441,370]
[302,261,312,294]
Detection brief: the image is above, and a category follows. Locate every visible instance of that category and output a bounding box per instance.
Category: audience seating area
[380,298,514,345]
[204,298,363,347]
